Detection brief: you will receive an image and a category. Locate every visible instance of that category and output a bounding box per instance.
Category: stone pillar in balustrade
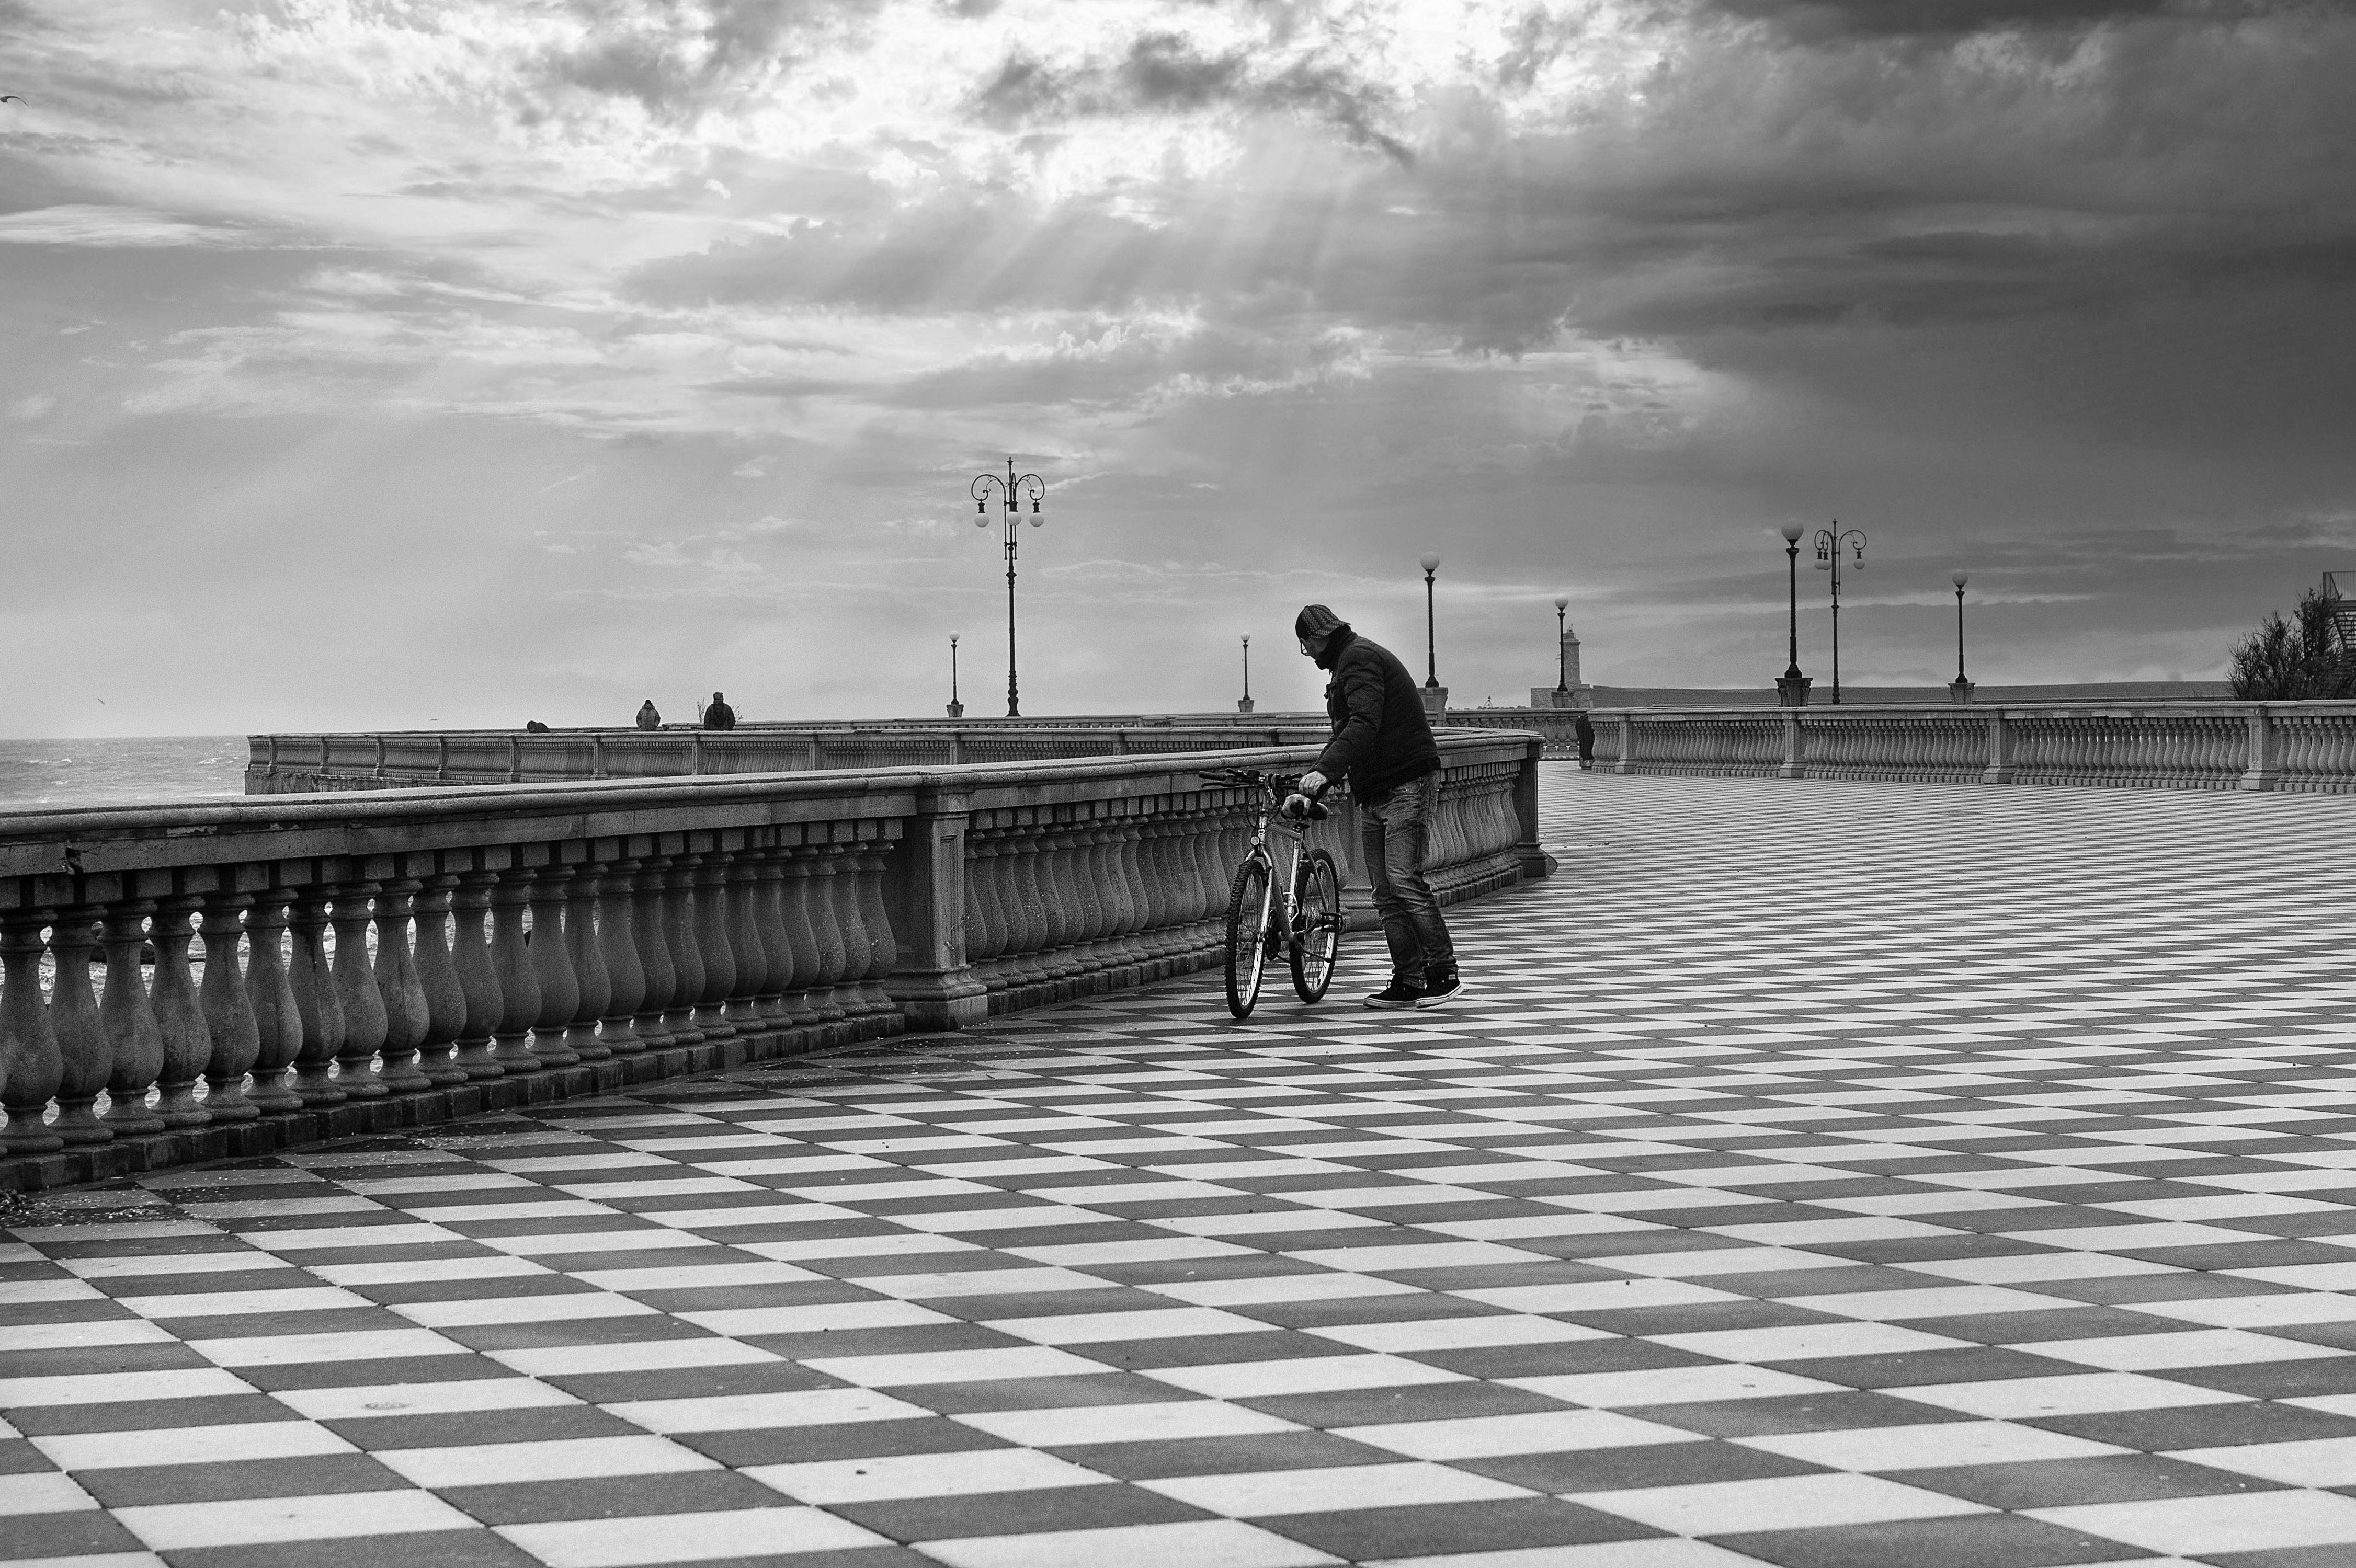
[630,850,677,1048]
[47,910,110,1143]
[742,841,792,1037]
[772,841,829,1027]
[488,866,543,1073]
[961,829,1006,1000]
[851,838,899,1022]
[330,882,390,1099]
[196,889,261,1122]
[409,875,471,1087]
[817,837,875,1022]
[287,887,347,1105]
[563,860,613,1061]
[98,901,167,1135]
[796,845,850,1027]
[146,892,212,1127]
[370,878,432,1093]
[0,908,65,1153]
[713,845,765,1041]
[595,856,646,1055]
[527,865,581,1068]
[449,869,505,1079]
[688,851,737,1041]
[660,852,706,1046]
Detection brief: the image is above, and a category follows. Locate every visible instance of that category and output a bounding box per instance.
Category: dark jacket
[702,702,736,731]
[1314,625,1442,799]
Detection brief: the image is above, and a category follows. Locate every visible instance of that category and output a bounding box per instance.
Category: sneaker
[1364,981,1423,1010]
[1417,971,1465,1008]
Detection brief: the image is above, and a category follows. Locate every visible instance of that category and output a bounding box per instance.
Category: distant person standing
[1574,709,1595,770]
[701,691,737,730]
[635,699,661,730]
[1293,603,1462,1010]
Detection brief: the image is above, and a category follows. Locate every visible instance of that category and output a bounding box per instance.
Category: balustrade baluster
[0,909,65,1152]
[1104,818,1149,968]
[1033,823,1080,981]
[196,890,260,1122]
[661,853,705,1046]
[241,889,303,1112]
[450,869,505,1079]
[372,878,432,1093]
[630,851,677,1048]
[287,888,347,1104]
[818,838,875,1021]
[689,852,737,1041]
[999,820,1053,989]
[147,892,211,1127]
[330,882,390,1098]
[743,842,791,1037]
[97,902,166,1135]
[596,856,647,1055]
[48,911,110,1142]
[488,867,543,1072]
[409,875,469,1086]
[527,866,581,1068]
[963,829,1007,995]
[724,845,773,1041]
[796,842,850,1025]
[564,861,613,1062]
[773,844,829,1027]
[851,839,898,1020]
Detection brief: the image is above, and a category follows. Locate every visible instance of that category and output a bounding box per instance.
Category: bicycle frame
[1239,782,1316,958]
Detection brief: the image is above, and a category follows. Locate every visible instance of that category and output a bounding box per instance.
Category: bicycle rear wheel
[1290,849,1342,1002]
[1223,860,1272,1018]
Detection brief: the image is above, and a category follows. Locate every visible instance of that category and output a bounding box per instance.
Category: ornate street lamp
[971,459,1046,718]
[947,631,963,719]
[1553,595,1570,700]
[1949,573,1974,705]
[1777,524,1811,706]
[1419,552,1442,690]
[1813,523,1866,704]
[1238,634,1254,714]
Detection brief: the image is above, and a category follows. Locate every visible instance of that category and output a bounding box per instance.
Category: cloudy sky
[3,0,2352,735]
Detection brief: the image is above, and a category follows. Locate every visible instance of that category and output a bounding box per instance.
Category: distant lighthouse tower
[1531,623,1594,709]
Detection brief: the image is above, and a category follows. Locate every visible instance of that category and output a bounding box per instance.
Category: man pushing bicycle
[1293,603,1463,1010]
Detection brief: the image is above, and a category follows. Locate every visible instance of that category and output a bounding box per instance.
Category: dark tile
[438,1468,788,1526]
[0,1341,212,1379]
[1907,1307,2172,1344]
[2167,1357,2356,1401]
[1567,1301,1837,1337]
[233,1354,498,1392]
[680,1416,1011,1468]
[4,1394,292,1436]
[540,1360,839,1404]
[1053,1431,1393,1481]
[894,1372,1197,1415]
[743,1323,1019,1361]
[327,1404,648,1451]
[2028,1401,2356,1451]
[1475,1438,1822,1494]
[1906,1453,2283,1508]
[0,1507,144,1557]
[1068,1333,1333,1372]
[1243,1381,1571,1429]
[1640,1391,1971,1439]
[167,1529,543,1568]
[1786,1346,2086,1388]
[1713,1511,2164,1567]
[831,1481,1207,1541]
[1265,1496,1658,1560]
[76,1453,411,1507]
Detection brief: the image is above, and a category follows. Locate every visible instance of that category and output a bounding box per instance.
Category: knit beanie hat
[1294,604,1347,640]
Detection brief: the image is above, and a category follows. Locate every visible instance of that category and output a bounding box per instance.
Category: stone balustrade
[1,731,1546,1187]
[1580,702,2356,792]
[248,723,1336,794]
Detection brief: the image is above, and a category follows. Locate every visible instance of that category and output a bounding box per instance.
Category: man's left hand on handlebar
[1299,770,1328,797]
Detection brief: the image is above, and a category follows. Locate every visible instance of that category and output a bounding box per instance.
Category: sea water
[0,736,249,811]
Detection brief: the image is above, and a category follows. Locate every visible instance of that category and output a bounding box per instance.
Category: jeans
[1359,770,1455,984]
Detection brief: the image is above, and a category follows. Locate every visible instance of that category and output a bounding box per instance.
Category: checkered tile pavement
[7,766,2356,1568]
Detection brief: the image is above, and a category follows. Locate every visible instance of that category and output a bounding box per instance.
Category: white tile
[1739,1421,2126,1471]
[490,1338,779,1376]
[310,1255,548,1287]
[115,1286,373,1318]
[1309,1315,1611,1353]
[117,1490,477,1551]
[1508,1364,1841,1408]
[2169,1436,2356,1487]
[677,1299,948,1336]
[497,1506,884,1566]
[1577,1472,1988,1533]
[1367,1542,1775,1568]
[0,1470,97,1515]
[2125,1292,2356,1329]
[803,1345,1111,1387]
[1654,1322,1970,1361]
[275,1379,582,1420]
[35,1422,356,1471]
[2016,1329,2344,1371]
[917,1518,1338,1568]
[391,1291,655,1327]
[1147,1273,1426,1307]
[1780,1284,2081,1320]
[1456,1279,1740,1314]
[1148,1354,1467,1399]
[748,1447,1111,1503]
[0,1319,174,1350]
[2031,1491,2356,1555]
[0,1369,253,1406]
[188,1327,469,1367]
[607,1388,935,1433]
[1148,1462,1530,1516]
[990,1306,1277,1344]
[1893,1372,2250,1419]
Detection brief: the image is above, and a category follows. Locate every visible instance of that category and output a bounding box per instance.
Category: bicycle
[1198,767,1344,1019]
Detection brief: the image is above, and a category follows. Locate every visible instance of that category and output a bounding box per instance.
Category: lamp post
[971,458,1046,718]
[1419,551,1442,689]
[1812,523,1866,704]
[1776,524,1811,706]
[1553,595,1570,701]
[1949,573,1974,705]
[1238,634,1254,714]
[947,631,963,719]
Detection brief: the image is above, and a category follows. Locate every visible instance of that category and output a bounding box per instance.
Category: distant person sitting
[524,719,551,734]
[701,691,737,730]
[635,699,661,730]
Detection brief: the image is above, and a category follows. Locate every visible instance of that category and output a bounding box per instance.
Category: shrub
[2228,587,2356,700]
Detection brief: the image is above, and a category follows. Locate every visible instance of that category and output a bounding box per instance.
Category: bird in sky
[0,96,24,104]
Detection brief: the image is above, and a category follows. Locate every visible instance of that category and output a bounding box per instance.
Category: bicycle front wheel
[1223,860,1272,1018]
[1290,849,1342,1002]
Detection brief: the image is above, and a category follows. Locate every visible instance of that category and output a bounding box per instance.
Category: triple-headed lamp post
[971,459,1046,718]
[1553,595,1570,697]
[1813,523,1866,704]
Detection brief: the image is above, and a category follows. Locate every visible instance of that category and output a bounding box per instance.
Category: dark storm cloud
[521,0,884,120]
[1700,0,2284,39]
